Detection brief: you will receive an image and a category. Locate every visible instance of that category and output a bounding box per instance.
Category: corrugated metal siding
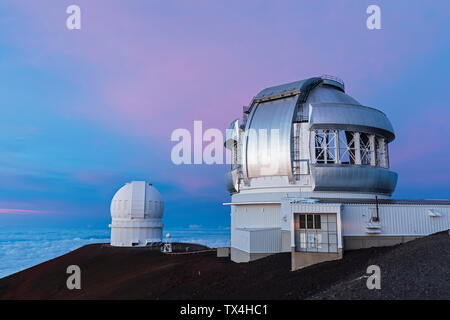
[232,228,281,253]
[231,204,282,253]
[290,203,340,214]
[342,204,450,236]
[231,204,281,229]
[250,228,281,253]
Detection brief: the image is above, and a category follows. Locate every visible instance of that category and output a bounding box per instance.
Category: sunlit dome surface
[110,181,164,219]
[110,181,164,247]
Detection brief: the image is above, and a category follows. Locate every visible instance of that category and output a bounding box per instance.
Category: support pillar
[354,132,361,165]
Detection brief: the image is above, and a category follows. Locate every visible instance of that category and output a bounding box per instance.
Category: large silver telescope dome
[225,75,398,196]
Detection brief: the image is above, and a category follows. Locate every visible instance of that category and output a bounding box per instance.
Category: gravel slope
[0,232,448,300]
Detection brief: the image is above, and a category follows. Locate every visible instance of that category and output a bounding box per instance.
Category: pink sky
[1,1,449,225]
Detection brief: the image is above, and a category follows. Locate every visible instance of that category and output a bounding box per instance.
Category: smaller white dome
[110,181,165,247]
[110,181,164,219]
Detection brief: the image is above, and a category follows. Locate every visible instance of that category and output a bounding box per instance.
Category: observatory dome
[225,75,398,197]
[110,181,164,247]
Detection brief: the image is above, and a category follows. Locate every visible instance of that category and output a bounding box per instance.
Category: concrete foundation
[343,236,420,250]
[231,247,274,263]
[217,247,230,257]
[291,248,343,271]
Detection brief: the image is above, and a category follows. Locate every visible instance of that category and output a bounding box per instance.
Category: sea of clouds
[0,226,230,279]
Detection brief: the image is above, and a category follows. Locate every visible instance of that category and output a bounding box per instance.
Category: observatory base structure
[226,196,450,270]
[224,76,450,271]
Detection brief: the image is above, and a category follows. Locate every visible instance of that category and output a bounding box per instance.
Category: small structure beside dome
[109,181,164,247]
[161,233,172,253]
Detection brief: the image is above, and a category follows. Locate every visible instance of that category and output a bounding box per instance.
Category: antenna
[374,196,380,222]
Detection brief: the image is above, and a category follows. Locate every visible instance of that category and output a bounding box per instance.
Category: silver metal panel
[241,100,256,185]
[311,164,398,195]
[245,95,298,181]
[224,169,239,194]
[309,103,395,141]
[224,119,239,149]
[306,85,358,104]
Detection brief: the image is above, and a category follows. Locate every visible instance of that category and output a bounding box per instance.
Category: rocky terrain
[0,232,449,299]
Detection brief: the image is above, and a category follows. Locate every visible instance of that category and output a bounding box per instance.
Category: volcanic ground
[0,232,449,299]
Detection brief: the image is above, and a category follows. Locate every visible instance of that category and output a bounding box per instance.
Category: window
[306,214,314,229]
[314,215,321,229]
[339,131,356,164]
[359,133,371,165]
[312,129,389,168]
[295,213,338,253]
[299,214,321,230]
[299,214,306,229]
[314,129,336,164]
[385,142,390,168]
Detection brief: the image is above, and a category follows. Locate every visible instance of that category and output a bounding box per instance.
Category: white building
[110,181,164,247]
[224,75,450,270]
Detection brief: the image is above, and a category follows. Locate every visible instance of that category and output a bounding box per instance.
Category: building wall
[228,197,450,269]
[230,204,282,256]
[110,226,162,247]
[231,228,281,253]
[231,227,251,252]
[231,204,281,229]
[341,204,450,236]
[249,228,281,253]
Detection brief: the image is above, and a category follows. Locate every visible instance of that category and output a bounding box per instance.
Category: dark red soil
[0,233,449,300]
